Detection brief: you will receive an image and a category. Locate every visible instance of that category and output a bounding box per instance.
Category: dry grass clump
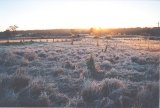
[0,71,69,107]
[38,51,47,58]
[52,68,64,77]
[30,78,46,97]
[20,57,29,66]
[0,74,11,89]
[37,92,51,107]
[136,82,159,108]
[18,77,69,107]
[0,50,30,67]
[0,74,18,106]
[10,68,30,92]
[82,78,126,105]
[131,56,159,81]
[68,96,85,107]
[131,56,146,65]
[24,50,37,61]
[18,79,55,107]
[0,51,20,66]
[0,89,18,107]
[144,64,159,81]
[131,56,159,65]
[55,76,83,97]
[64,61,75,70]
[82,80,101,103]
[99,78,126,97]
[70,70,81,78]
[50,93,69,107]
[100,60,112,70]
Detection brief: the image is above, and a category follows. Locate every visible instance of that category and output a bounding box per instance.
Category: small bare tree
[5,25,18,40]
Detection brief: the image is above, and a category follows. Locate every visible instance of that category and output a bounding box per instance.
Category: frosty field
[0,37,159,107]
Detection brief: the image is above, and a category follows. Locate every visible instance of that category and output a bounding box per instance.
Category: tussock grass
[10,68,30,92]
[136,82,159,108]
[82,80,101,103]
[0,71,69,107]
[82,78,126,104]
[99,78,126,97]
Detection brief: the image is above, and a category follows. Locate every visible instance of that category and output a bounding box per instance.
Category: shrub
[86,55,97,77]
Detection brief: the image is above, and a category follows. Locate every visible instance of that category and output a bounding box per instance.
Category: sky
[0,0,160,30]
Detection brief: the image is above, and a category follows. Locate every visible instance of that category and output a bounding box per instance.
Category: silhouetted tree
[3,25,18,41]
[9,25,18,37]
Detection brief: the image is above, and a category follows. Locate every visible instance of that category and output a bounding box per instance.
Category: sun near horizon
[0,0,160,31]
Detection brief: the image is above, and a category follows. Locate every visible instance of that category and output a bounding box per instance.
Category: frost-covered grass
[0,37,159,107]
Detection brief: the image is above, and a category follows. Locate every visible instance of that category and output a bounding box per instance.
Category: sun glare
[0,0,159,30]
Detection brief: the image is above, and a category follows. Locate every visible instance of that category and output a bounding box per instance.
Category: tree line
[0,26,160,39]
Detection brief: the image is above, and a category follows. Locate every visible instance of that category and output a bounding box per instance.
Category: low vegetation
[0,37,159,107]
